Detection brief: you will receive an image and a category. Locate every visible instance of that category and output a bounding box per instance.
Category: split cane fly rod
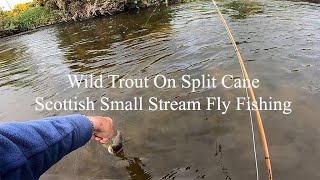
[211,1,273,180]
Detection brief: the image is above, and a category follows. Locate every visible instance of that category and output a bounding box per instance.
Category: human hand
[87,116,114,144]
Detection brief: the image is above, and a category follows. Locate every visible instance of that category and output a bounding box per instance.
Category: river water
[1,0,320,179]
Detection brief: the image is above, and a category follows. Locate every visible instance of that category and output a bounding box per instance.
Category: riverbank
[0,0,174,38]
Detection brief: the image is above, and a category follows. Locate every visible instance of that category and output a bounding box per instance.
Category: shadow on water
[112,150,152,180]
[220,0,264,19]
[54,6,173,74]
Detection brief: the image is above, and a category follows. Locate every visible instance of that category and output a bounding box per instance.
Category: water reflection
[55,7,173,74]
[0,43,30,89]
[222,0,264,19]
[113,150,152,180]
[0,1,320,180]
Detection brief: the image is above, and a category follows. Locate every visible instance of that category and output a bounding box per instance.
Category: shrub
[0,5,60,37]
[16,6,54,30]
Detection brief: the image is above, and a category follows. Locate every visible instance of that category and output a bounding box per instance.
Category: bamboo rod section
[211,1,273,179]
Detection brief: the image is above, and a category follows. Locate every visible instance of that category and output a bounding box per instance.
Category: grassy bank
[0,6,61,37]
[0,1,62,38]
[0,0,168,38]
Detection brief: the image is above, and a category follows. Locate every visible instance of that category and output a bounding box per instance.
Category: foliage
[0,0,170,37]
[0,4,60,37]
[14,3,34,13]
[15,6,59,30]
[33,0,46,6]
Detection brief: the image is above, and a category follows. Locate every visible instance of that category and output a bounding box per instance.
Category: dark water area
[1,0,320,179]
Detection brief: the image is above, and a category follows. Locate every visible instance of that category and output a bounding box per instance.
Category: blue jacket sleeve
[0,114,93,180]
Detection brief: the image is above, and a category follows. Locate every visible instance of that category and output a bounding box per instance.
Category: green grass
[0,6,60,37]
[16,6,57,30]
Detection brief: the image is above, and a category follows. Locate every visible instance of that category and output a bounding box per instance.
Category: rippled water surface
[1,0,320,179]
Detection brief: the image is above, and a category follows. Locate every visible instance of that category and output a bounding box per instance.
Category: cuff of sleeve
[65,114,93,148]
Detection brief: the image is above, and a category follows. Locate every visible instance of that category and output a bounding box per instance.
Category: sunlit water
[0,0,320,179]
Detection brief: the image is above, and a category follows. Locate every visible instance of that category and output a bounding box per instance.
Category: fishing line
[242,62,260,180]
[211,0,273,180]
[142,6,158,29]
